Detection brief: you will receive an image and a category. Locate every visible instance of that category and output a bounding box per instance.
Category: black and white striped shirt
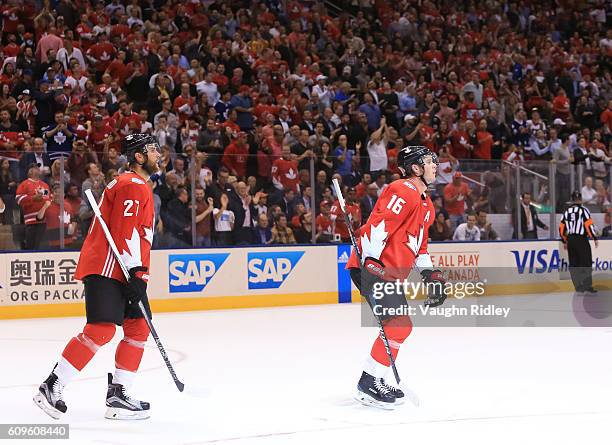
[559,205,596,239]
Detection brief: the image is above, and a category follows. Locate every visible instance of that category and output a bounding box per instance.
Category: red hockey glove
[421,269,447,307]
[126,266,148,304]
[363,257,395,282]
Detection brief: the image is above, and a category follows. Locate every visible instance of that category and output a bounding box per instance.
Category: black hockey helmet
[121,133,160,164]
[397,145,438,179]
[571,190,582,201]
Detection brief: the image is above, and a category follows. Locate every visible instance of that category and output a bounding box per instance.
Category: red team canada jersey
[16,179,51,224]
[331,200,361,241]
[271,158,299,192]
[346,178,435,279]
[75,172,154,285]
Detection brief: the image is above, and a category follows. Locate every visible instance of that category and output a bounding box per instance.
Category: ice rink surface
[2,294,612,445]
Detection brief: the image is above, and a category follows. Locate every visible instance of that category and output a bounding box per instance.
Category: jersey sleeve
[559,211,567,241]
[583,207,597,239]
[15,181,30,206]
[108,180,154,279]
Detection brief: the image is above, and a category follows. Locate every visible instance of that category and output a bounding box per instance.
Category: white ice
[1,294,612,445]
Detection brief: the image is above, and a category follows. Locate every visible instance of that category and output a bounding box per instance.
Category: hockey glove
[421,269,447,307]
[361,257,397,303]
[126,266,148,304]
[363,257,392,281]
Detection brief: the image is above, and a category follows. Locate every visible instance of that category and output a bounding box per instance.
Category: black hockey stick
[331,179,401,385]
[85,189,185,392]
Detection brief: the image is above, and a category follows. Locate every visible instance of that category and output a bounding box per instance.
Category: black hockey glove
[126,266,148,304]
[421,269,447,307]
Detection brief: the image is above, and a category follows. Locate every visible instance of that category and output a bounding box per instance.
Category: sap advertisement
[0,241,611,319]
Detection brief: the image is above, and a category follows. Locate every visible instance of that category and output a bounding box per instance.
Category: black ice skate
[382,378,405,404]
[355,371,396,409]
[105,373,150,420]
[33,369,67,419]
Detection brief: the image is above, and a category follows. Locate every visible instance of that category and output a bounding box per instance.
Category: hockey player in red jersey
[34,134,161,420]
[346,145,447,409]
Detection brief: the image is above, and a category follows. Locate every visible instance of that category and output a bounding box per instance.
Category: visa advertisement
[0,241,610,319]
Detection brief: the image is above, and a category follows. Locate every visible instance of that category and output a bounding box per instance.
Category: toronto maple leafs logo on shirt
[54,132,66,145]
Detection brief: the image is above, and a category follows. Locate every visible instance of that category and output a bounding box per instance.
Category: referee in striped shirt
[559,191,599,294]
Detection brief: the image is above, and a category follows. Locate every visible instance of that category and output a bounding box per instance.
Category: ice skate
[104,373,150,420]
[382,378,405,404]
[355,371,396,409]
[33,369,67,420]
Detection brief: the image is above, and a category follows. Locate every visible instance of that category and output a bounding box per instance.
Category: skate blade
[105,407,150,420]
[33,393,63,420]
[354,391,396,410]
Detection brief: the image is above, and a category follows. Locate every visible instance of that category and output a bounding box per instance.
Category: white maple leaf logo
[119,228,142,270]
[143,227,153,245]
[286,168,297,180]
[360,221,388,262]
[54,132,66,144]
[406,225,424,256]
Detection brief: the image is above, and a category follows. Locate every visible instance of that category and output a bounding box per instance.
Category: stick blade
[175,380,185,392]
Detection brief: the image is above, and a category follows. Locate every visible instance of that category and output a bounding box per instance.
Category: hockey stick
[331,179,402,386]
[85,189,185,392]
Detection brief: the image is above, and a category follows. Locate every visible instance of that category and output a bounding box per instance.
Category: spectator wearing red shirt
[330,187,361,243]
[105,50,129,87]
[450,121,473,159]
[42,184,77,248]
[423,41,444,65]
[316,199,333,243]
[600,99,612,135]
[552,88,571,120]
[75,13,95,51]
[272,145,300,193]
[222,132,249,179]
[173,83,196,124]
[443,172,471,229]
[1,2,22,35]
[86,33,116,82]
[475,119,493,160]
[113,100,141,137]
[15,163,51,249]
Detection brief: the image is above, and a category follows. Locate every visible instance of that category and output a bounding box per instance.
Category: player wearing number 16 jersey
[34,134,161,421]
[347,146,446,409]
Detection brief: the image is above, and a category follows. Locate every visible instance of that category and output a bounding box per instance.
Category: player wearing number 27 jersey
[75,172,154,284]
[346,178,434,277]
[34,134,161,422]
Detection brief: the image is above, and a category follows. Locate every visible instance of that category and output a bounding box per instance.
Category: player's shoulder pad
[112,173,150,195]
[388,179,421,202]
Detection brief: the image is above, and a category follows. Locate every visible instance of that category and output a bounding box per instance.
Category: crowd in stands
[0,0,611,249]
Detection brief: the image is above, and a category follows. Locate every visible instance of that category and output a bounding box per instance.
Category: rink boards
[0,240,611,319]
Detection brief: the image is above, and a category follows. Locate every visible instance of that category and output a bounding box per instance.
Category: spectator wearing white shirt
[213,193,235,246]
[581,176,598,206]
[196,72,220,106]
[312,75,332,108]
[63,64,88,92]
[367,116,390,173]
[56,37,86,71]
[453,213,481,241]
